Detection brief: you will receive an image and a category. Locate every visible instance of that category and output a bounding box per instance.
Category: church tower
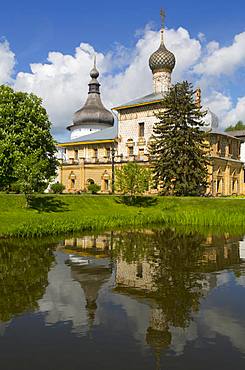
[67,57,114,140]
[149,9,176,94]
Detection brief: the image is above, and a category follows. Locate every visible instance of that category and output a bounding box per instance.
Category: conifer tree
[150,81,209,196]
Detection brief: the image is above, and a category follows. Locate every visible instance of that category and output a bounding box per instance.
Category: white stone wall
[153,71,171,94]
[118,105,163,157]
[69,123,109,140]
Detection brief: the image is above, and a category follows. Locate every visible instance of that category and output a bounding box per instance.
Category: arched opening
[231,170,238,194]
[101,171,110,193]
[87,178,95,185]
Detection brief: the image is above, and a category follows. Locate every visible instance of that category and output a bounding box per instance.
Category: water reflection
[0,230,245,369]
[0,239,54,322]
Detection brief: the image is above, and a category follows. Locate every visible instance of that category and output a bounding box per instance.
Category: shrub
[50,182,65,194]
[87,183,100,194]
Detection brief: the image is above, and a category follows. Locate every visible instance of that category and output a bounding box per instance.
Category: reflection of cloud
[0,321,10,336]
[169,320,198,356]
[105,292,150,349]
[38,252,88,335]
[236,275,245,287]
[203,308,245,354]
[216,271,233,287]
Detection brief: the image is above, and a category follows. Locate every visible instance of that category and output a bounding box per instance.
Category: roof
[113,92,166,110]
[225,130,245,139]
[60,121,118,146]
[203,127,243,141]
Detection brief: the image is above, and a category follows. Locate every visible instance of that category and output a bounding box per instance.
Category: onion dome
[149,9,176,74]
[70,57,114,128]
[149,29,176,74]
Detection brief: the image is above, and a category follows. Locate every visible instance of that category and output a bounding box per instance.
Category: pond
[0,228,245,370]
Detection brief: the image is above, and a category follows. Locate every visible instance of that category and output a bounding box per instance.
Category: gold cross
[160,8,166,29]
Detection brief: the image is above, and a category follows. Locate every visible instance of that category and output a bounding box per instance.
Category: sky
[0,0,245,141]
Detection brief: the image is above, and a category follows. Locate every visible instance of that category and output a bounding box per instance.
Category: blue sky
[1,0,244,73]
[0,0,245,140]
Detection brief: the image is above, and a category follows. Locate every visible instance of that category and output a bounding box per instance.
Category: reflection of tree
[0,239,55,322]
[113,229,205,328]
[150,230,205,328]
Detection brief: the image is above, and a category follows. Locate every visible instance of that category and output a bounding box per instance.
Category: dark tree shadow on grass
[29,196,69,213]
[115,196,158,208]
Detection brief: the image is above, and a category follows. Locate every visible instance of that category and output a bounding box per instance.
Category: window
[139,148,144,158]
[94,148,98,159]
[128,146,134,156]
[136,262,143,278]
[138,122,145,137]
[106,148,111,158]
[71,179,75,189]
[74,150,78,160]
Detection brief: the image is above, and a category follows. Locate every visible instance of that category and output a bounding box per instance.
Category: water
[0,229,245,370]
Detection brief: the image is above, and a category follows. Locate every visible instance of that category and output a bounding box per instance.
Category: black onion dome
[71,61,114,128]
[149,34,176,73]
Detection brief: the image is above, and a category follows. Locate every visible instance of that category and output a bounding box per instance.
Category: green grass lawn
[1,193,245,237]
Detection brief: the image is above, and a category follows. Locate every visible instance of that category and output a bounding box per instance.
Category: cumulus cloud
[224,96,245,125]
[194,31,245,76]
[0,24,244,138]
[0,39,15,84]
[13,26,201,138]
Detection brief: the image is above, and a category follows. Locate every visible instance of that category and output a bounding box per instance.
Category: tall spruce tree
[150,81,209,196]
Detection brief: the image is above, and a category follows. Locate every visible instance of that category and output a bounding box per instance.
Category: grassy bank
[1,194,245,238]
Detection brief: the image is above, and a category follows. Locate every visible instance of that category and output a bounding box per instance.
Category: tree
[115,162,150,197]
[225,120,245,132]
[0,85,57,199]
[50,182,66,194]
[87,183,100,194]
[150,81,209,196]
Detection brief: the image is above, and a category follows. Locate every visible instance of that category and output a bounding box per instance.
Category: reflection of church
[57,12,245,196]
[62,234,112,328]
[60,230,243,365]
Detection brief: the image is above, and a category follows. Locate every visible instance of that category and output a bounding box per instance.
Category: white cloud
[224,96,245,125]
[203,91,233,121]
[14,26,201,138]
[194,31,245,76]
[0,39,15,84]
[0,24,243,138]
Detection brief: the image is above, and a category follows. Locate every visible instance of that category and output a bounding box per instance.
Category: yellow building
[58,15,244,196]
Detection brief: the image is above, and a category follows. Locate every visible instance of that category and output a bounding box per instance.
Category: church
[57,14,245,196]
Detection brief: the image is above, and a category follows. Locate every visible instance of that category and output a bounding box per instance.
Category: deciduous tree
[115,162,150,197]
[0,85,57,199]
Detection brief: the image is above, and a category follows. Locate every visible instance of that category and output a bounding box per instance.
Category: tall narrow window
[94,148,98,159]
[136,262,143,278]
[74,150,78,160]
[106,148,111,158]
[138,122,145,137]
[128,146,134,156]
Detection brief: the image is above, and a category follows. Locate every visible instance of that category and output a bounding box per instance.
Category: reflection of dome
[149,31,176,73]
[204,107,219,128]
[70,263,111,328]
